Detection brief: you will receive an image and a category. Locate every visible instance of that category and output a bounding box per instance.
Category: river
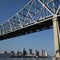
[0,58,53,60]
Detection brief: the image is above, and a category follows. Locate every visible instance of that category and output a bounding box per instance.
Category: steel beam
[38,0,54,15]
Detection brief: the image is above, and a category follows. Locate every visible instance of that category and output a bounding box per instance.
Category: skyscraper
[29,49,32,56]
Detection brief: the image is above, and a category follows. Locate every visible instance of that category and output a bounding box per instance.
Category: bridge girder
[0,0,60,39]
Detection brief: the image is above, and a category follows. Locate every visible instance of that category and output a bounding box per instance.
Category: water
[0,58,53,60]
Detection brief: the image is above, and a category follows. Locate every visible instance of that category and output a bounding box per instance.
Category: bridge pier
[53,16,60,58]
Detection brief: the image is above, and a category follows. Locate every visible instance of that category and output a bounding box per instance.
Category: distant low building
[10,51,15,56]
[0,51,10,58]
[40,50,48,56]
[17,51,20,56]
[4,51,8,55]
[20,52,22,56]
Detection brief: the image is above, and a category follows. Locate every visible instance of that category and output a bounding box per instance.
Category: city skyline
[0,48,49,58]
[0,0,54,56]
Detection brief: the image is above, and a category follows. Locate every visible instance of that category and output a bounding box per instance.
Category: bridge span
[0,15,53,40]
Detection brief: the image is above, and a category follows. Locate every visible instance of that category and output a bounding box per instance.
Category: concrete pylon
[53,15,60,58]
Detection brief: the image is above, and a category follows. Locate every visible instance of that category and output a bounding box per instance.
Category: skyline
[0,0,54,55]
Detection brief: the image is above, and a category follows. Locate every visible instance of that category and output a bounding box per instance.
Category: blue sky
[0,0,54,55]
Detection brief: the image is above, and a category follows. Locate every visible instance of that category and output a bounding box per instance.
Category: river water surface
[0,58,53,60]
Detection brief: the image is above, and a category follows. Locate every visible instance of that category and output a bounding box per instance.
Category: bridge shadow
[58,17,60,28]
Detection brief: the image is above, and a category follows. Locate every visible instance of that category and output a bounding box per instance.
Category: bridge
[0,0,60,58]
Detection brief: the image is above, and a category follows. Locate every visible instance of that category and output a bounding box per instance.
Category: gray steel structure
[0,0,60,58]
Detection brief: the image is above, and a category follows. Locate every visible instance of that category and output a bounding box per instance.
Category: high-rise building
[21,48,26,57]
[39,51,42,56]
[41,50,48,56]
[45,51,48,56]
[34,50,39,57]
[42,50,45,56]
[29,49,32,55]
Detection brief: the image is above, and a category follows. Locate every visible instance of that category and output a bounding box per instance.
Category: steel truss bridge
[0,0,60,40]
[0,0,60,58]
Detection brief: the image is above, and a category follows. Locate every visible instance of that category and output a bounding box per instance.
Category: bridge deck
[0,16,60,40]
[0,16,53,40]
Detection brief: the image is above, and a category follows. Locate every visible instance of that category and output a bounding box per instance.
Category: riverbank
[10,55,52,58]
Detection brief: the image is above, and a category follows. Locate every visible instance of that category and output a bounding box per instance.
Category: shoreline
[10,55,52,58]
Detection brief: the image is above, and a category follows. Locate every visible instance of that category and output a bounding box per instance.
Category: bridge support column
[53,16,60,58]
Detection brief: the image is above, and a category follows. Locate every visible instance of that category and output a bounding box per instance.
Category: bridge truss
[0,0,60,40]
